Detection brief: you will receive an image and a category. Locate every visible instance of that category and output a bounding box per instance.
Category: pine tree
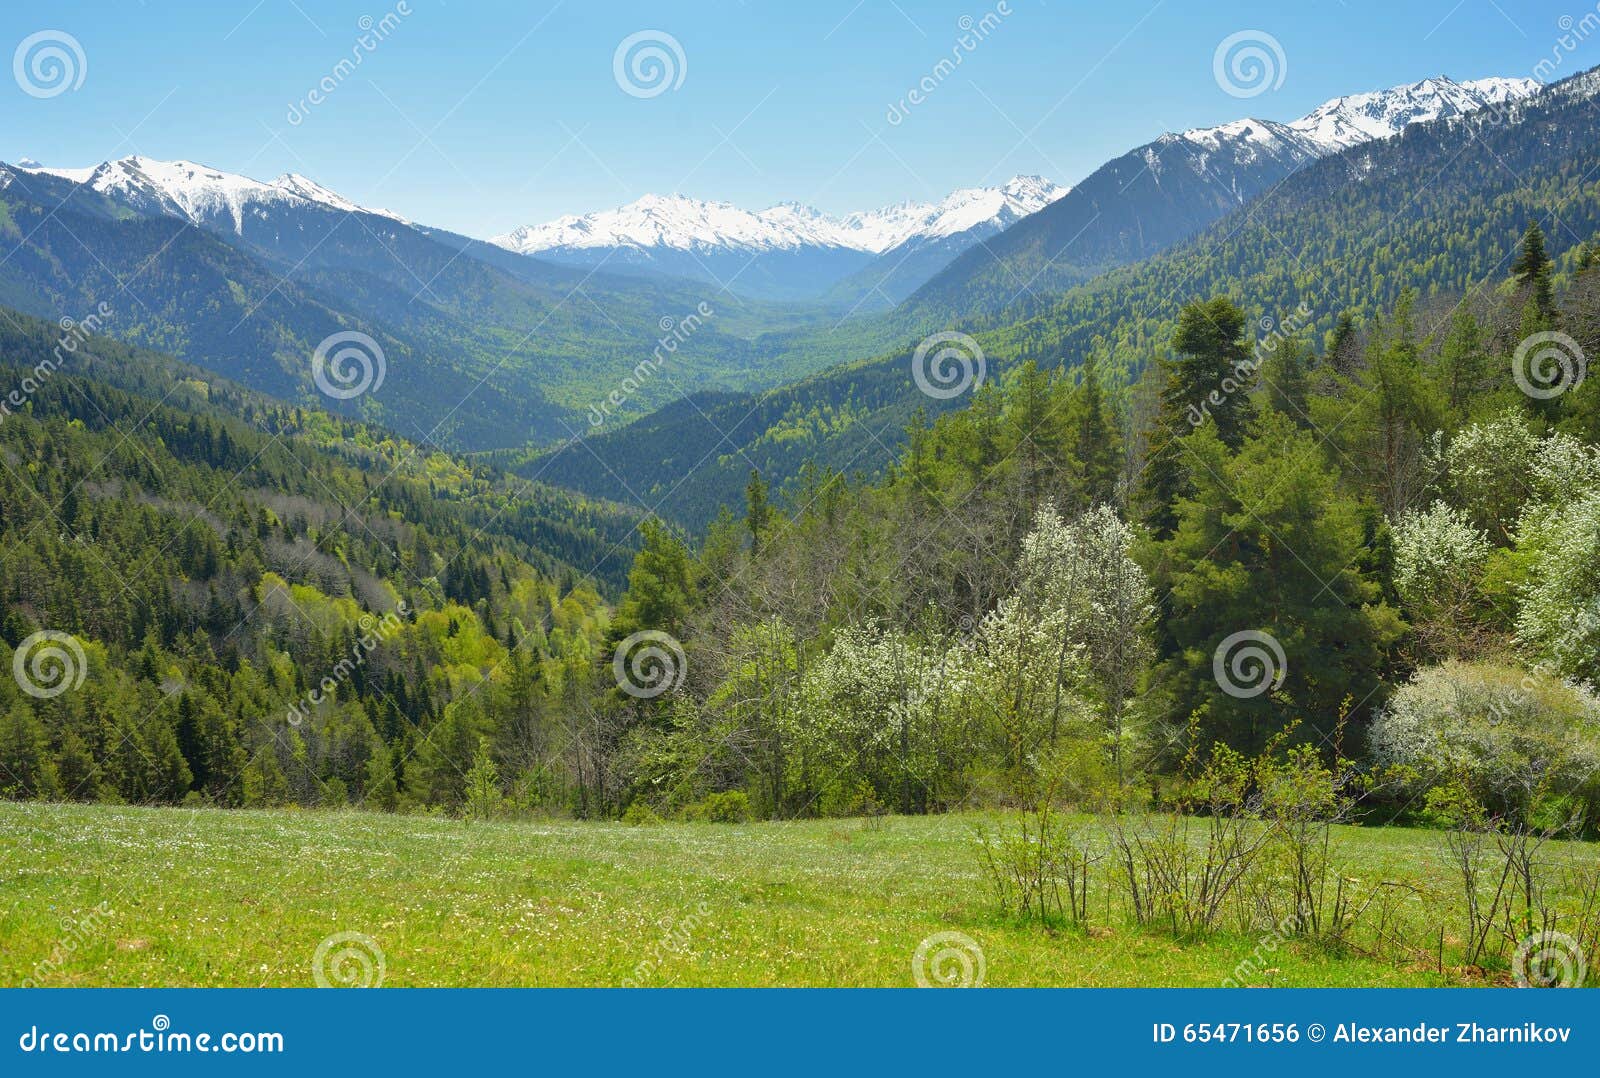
[1436,307,1488,420]
[744,469,772,555]
[1154,414,1400,750]
[463,737,503,820]
[1262,337,1311,427]
[1070,356,1123,507]
[0,704,59,799]
[1511,221,1555,323]
[1141,296,1256,537]
[610,518,696,642]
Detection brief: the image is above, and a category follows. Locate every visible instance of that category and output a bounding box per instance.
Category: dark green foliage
[538,69,1600,530]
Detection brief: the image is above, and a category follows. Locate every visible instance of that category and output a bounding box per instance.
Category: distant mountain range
[907,75,1538,318]
[0,157,836,450]
[0,72,1545,465]
[483,76,1537,309]
[17,155,411,228]
[528,71,1590,531]
[490,176,1068,304]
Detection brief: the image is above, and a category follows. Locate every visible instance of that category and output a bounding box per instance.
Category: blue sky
[3,0,1588,237]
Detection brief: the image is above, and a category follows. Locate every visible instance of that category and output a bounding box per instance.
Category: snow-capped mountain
[16,155,407,232]
[490,176,1067,302]
[1158,76,1540,180]
[495,74,1536,305]
[493,176,1066,258]
[1284,75,1537,152]
[910,74,1543,314]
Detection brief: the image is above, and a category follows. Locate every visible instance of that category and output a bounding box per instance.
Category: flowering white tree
[795,620,961,813]
[1391,501,1492,659]
[1515,491,1600,683]
[1438,411,1539,543]
[1369,660,1600,819]
[1014,503,1153,783]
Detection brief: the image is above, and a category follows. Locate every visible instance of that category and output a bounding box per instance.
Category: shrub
[621,800,665,827]
[1369,660,1600,824]
[681,790,751,823]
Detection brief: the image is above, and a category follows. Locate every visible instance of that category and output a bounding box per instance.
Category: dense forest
[534,67,1600,530]
[0,312,637,809]
[3,222,1598,835]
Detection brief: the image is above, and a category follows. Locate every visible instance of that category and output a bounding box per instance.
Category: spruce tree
[1070,355,1123,507]
[1511,221,1555,323]
[1141,296,1256,538]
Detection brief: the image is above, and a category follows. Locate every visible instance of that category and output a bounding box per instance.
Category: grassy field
[1,803,1594,987]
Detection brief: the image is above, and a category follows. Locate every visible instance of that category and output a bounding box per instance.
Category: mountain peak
[1285,74,1539,151]
[12,154,404,230]
[491,177,1070,259]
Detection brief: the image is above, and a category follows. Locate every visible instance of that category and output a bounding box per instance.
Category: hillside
[0,306,645,808]
[908,75,1537,320]
[535,68,1600,529]
[0,161,837,450]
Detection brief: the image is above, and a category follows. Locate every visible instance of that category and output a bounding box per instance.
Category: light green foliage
[1370,661,1600,820]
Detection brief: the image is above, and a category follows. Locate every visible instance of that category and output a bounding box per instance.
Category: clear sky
[3,0,1587,238]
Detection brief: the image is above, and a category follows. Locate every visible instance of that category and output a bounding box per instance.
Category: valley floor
[1,803,1593,988]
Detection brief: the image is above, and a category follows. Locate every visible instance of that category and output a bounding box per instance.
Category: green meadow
[4,803,1594,988]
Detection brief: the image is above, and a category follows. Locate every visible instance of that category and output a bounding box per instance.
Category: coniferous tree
[1070,355,1123,507]
[744,470,772,555]
[1142,296,1256,537]
[1511,220,1555,323]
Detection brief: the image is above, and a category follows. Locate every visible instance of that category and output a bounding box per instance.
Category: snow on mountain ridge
[15,155,407,229]
[1282,75,1540,151]
[492,175,1070,258]
[1173,75,1539,160]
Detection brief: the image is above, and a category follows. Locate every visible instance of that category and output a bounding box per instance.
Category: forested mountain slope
[0,162,831,451]
[531,68,1600,530]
